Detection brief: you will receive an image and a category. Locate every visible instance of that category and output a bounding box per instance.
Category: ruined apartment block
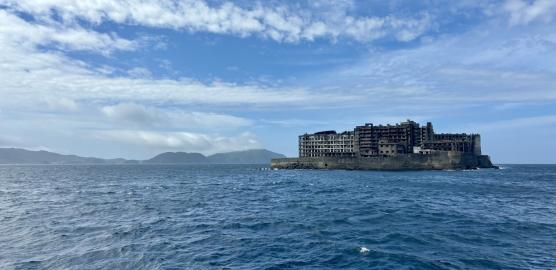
[299,120,481,158]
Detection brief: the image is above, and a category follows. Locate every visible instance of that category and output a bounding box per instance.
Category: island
[271,120,496,170]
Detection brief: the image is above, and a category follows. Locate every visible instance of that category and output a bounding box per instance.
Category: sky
[0,0,555,163]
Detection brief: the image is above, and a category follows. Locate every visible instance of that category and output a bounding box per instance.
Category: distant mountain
[0,148,285,165]
[145,149,285,164]
[0,148,137,165]
[144,152,207,164]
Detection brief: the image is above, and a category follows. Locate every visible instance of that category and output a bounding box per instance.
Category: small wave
[359,246,370,254]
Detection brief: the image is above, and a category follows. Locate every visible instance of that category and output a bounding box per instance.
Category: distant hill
[0,148,285,165]
[0,148,136,165]
[146,149,285,164]
[144,152,207,164]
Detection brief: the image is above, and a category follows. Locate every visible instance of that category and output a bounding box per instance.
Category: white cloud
[2,1,555,162]
[0,3,365,158]
[0,104,257,157]
[0,7,358,110]
[2,0,432,43]
[503,0,556,25]
[0,55,355,107]
[0,10,135,54]
[94,130,262,154]
[45,97,79,112]
[127,67,152,78]
[0,16,358,111]
[100,103,252,129]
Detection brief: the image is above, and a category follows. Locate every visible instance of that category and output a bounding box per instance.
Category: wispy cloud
[0,7,359,109]
[503,0,556,25]
[0,29,357,110]
[0,10,136,54]
[313,19,556,110]
[2,0,432,43]
[473,115,556,131]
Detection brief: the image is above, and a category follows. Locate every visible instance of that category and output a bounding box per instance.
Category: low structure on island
[271,120,496,170]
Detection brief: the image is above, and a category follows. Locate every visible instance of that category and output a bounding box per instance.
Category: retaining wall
[271,152,495,170]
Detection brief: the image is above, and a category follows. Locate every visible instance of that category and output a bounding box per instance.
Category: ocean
[0,165,555,269]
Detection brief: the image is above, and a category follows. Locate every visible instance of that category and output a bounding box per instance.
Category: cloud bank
[101,103,252,129]
[95,130,262,155]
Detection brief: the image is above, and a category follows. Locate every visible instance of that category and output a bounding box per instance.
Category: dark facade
[299,120,481,158]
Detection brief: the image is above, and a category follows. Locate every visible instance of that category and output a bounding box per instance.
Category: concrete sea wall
[271,152,495,170]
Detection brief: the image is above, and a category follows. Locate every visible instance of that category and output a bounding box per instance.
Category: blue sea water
[0,165,555,270]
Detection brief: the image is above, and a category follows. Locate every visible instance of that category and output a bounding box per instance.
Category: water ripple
[0,164,555,269]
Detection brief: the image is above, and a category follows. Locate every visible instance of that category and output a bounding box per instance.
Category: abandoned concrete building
[298,130,355,158]
[299,120,481,158]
